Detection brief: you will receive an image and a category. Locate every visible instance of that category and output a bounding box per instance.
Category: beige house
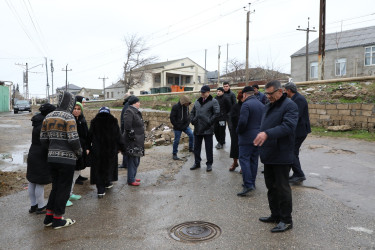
[129,57,206,95]
[76,87,104,100]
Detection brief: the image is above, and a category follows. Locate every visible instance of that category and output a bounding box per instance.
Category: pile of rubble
[144,123,189,149]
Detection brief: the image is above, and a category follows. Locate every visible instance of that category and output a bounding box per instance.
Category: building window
[130,91,134,95]
[186,76,191,84]
[155,74,161,83]
[310,62,318,79]
[365,46,375,66]
[181,63,184,66]
[335,58,346,76]
[168,77,174,84]
[107,92,109,98]
[111,92,114,98]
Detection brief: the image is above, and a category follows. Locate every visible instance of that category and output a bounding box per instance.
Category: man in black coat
[170,95,193,160]
[119,94,132,168]
[214,87,232,149]
[190,85,220,172]
[253,80,298,233]
[252,84,268,104]
[284,82,311,183]
[223,82,237,133]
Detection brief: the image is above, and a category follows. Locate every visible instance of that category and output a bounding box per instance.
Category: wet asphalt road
[0,126,374,249]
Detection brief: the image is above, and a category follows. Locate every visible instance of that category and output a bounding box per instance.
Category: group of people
[170,80,310,233]
[26,91,145,229]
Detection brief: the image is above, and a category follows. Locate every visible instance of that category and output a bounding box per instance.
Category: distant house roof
[56,84,81,90]
[134,57,206,72]
[80,87,103,95]
[291,26,375,57]
[207,71,218,79]
[106,81,125,89]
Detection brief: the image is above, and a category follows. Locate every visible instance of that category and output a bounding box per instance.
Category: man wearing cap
[190,86,220,172]
[214,87,232,149]
[253,80,298,233]
[170,95,194,160]
[236,86,264,196]
[283,82,311,183]
[252,84,268,104]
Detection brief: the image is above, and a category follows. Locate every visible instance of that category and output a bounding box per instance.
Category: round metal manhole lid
[169,221,221,242]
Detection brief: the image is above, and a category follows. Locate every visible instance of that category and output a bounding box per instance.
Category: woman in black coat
[124,96,145,186]
[87,107,124,198]
[229,91,243,172]
[26,103,56,214]
[68,102,89,205]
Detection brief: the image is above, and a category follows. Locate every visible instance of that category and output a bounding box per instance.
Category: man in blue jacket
[284,82,311,183]
[236,86,264,196]
[253,80,298,233]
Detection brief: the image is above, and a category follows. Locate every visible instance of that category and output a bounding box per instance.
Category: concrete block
[326,104,337,110]
[309,108,317,114]
[326,110,338,115]
[338,110,350,115]
[337,104,349,110]
[361,104,374,111]
[319,115,330,120]
[316,109,327,115]
[315,104,326,109]
[155,138,166,146]
[361,110,373,117]
[354,116,368,122]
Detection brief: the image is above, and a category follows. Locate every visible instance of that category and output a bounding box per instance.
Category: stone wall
[309,103,375,131]
[83,109,172,131]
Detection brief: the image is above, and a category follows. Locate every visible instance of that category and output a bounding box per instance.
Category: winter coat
[215,94,232,121]
[75,114,89,170]
[190,95,220,135]
[259,93,299,165]
[40,91,82,166]
[229,101,242,159]
[237,96,265,146]
[87,112,124,185]
[124,105,145,157]
[255,92,268,104]
[170,95,191,131]
[120,96,131,133]
[27,114,51,184]
[291,92,311,138]
[224,89,237,106]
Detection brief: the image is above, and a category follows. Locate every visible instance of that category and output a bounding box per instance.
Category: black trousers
[291,135,307,177]
[214,121,226,145]
[194,134,213,166]
[264,164,293,223]
[46,163,75,215]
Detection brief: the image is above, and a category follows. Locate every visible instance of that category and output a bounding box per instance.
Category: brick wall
[309,103,375,131]
[83,108,172,131]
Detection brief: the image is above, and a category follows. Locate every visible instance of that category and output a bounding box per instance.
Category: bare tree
[122,34,157,92]
[225,58,245,83]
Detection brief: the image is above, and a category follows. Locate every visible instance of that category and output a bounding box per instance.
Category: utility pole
[50,60,54,95]
[45,57,50,102]
[244,3,254,86]
[217,45,221,86]
[204,49,208,84]
[62,64,72,91]
[318,0,326,80]
[98,76,109,100]
[297,17,317,81]
[15,62,43,99]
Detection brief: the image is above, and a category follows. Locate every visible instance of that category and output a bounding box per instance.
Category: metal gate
[0,85,10,112]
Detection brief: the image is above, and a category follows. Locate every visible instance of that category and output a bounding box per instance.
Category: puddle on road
[0,152,28,171]
[0,124,21,128]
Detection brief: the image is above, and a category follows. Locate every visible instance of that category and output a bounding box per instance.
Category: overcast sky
[1,0,375,98]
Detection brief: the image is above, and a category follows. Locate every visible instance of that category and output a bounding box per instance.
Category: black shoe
[237,187,255,196]
[215,143,223,149]
[259,216,280,223]
[44,215,53,227]
[29,204,37,213]
[289,176,306,183]
[119,164,127,169]
[271,222,293,233]
[189,148,194,152]
[190,164,201,170]
[105,182,113,189]
[36,205,47,214]
[77,175,88,181]
[206,165,212,172]
[173,154,180,160]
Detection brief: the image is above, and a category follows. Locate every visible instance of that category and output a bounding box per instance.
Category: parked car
[14,100,31,114]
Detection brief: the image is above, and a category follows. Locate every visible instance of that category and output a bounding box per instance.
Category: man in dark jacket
[223,82,237,132]
[236,86,264,196]
[252,84,268,104]
[119,94,132,168]
[214,87,232,149]
[40,91,82,229]
[253,80,298,233]
[284,82,311,183]
[124,96,145,186]
[190,85,220,172]
[170,95,193,160]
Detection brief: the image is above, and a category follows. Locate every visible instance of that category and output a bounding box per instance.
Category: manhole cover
[169,221,221,242]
